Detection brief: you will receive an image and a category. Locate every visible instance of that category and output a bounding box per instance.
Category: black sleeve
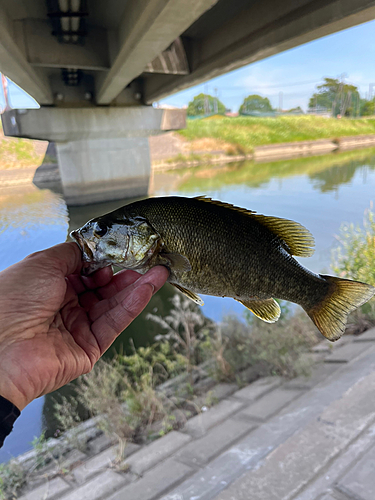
[0,395,20,448]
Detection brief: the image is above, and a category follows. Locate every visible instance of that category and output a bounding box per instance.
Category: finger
[89,266,168,322]
[27,242,83,277]
[79,290,101,312]
[67,274,86,295]
[82,266,113,290]
[91,283,154,353]
[96,269,141,300]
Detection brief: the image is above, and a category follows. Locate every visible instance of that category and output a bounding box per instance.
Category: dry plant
[147,294,212,382]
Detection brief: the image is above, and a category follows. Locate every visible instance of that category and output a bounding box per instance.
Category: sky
[160,19,375,112]
[1,18,375,113]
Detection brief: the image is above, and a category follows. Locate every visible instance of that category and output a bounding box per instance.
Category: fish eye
[94,221,108,237]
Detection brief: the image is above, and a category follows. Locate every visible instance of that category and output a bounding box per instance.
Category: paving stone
[296,423,375,500]
[284,363,340,390]
[162,346,375,500]
[317,493,337,500]
[18,477,70,500]
[209,382,239,400]
[87,433,116,454]
[175,417,256,467]
[73,442,140,484]
[353,326,375,341]
[107,458,193,500]
[60,470,127,500]
[215,370,375,500]
[182,398,244,437]
[60,449,87,469]
[311,336,349,353]
[336,443,375,500]
[237,388,302,421]
[324,341,370,363]
[126,431,191,475]
[232,376,282,401]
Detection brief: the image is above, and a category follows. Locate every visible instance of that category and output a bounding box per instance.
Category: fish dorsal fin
[235,298,281,323]
[170,283,204,306]
[194,196,314,257]
[194,196,257,215]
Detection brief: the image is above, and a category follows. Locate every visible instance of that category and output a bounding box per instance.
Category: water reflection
[1,146,375,460]
[0,185,68,269]
[152,148,375,194]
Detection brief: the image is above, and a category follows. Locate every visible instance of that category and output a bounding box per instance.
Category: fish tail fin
[305,275,375,341]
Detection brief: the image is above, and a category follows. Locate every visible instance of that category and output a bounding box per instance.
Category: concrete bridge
[1,0,375,204]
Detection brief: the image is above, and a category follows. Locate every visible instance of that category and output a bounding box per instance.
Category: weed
[332,204,375,328]
[0,460,27,500]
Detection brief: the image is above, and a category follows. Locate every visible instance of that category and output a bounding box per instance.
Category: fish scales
[71,195,375,342]
[123,196,325,304]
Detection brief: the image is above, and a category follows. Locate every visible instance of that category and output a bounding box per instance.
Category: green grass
[0,137,43,168]
[178,115,375,152]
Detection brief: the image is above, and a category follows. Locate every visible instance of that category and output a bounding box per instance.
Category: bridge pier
[1,107,185,205]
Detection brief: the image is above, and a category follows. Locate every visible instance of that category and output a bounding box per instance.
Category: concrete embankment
[153,134,375,170]
[7,327,375,500]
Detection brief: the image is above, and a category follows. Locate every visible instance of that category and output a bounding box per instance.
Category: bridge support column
[1,107,185,205]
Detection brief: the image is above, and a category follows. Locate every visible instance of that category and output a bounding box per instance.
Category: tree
[360,99,375,116]
[308,78,360,117]
[285,106,304,114]
[187,93,226,116]
[239,95,274,115]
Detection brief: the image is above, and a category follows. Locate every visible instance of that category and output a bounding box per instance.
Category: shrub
[332,204,375,325]
[0,460,27,500]
[206,311,318,381]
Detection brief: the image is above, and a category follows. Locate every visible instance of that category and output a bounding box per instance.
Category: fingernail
[134,279,155,294]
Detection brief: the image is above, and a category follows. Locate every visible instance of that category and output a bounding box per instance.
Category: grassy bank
[0,123,47,169]
[178,115,375,153]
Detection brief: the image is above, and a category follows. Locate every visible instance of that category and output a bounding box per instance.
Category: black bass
[70,196,375,341]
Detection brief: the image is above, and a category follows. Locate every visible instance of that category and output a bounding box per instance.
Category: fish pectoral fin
[236,298,281,323]
[171,283,204,306]
[160,252,192,273]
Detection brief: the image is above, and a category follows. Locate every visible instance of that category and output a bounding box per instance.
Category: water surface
[1,147,375,462]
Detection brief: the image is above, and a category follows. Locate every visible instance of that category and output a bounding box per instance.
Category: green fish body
[71,196,375,341]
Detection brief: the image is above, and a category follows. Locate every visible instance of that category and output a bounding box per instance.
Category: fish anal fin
[236,297,281,323]
[171,283,204,306]
[160,252,192,273]
[194,196,314,258]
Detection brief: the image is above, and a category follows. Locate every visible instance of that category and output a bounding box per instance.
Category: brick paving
[16,327,375,500]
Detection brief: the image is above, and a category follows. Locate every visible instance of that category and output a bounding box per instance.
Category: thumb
[27,242,83,277]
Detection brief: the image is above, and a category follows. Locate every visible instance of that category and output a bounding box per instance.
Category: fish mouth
[70,230,95,262]
[70,230,108,276]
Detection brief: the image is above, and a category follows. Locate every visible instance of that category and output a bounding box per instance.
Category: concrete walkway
[19,328,375,500]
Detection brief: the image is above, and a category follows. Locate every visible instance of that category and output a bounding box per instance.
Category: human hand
[0,242,168,410]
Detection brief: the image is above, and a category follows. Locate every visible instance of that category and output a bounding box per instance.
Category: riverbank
[3,327,375,500]
[3,115,375,173]
[179,115,375,151]
[151,133,375,170]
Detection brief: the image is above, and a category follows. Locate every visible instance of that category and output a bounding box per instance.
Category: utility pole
[214,87,218,114]
[204,83,209,115]
[279,91,283,112]
[369,83,374,100]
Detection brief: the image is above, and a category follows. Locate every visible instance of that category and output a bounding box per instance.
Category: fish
[70,196,375,342]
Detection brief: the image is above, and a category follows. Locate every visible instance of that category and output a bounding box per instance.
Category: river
[1,147,375,462]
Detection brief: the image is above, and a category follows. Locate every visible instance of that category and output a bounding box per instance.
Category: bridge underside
[1,0,375,107]
[1,0,375,204]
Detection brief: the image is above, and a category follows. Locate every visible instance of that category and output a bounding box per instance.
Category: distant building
[225,112,238,117]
